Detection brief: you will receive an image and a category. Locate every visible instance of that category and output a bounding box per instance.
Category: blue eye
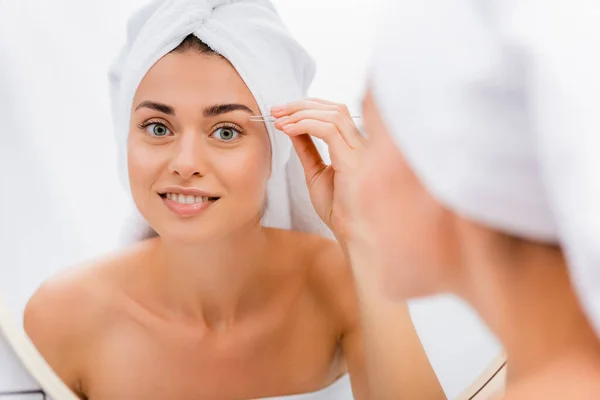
[144,123,171,137]
[213,126,240,141]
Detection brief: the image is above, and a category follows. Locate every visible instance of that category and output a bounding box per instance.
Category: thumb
[290,134,328,187]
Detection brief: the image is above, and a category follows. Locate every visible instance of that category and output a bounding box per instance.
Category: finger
[281,119,354,166]
[274,109,363,149]
[289,134,328,186]
[271,99,339,118]
[305,98,352,118]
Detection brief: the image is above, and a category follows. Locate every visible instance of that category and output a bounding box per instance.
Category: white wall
[0,1,500,399]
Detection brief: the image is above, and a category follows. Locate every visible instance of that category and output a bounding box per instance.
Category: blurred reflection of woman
[271,1,600,399]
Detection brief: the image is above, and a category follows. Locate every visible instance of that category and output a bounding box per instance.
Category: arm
[317,241,445,400]
[342,257,446,400]
[274,99,445,399]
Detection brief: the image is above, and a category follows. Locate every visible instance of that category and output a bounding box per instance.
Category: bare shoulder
[23,240,153,390]
[25,260,114,337]
[503,353,600,400]
[268,229,359,333]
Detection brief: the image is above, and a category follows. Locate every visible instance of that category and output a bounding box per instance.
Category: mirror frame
[0,293,79,400]
[458,352,507,400]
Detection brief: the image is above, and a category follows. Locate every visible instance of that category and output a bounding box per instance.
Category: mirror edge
[0,291,79,400]
[456,352,507,400]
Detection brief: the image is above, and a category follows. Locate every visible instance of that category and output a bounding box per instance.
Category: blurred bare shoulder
[502,352,600,400]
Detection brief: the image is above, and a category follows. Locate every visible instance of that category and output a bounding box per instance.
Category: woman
[23,1,443,399]
[270,1,600,399]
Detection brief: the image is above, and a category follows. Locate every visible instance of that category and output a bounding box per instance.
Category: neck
[456,233,600,384]
[150,223,272,329]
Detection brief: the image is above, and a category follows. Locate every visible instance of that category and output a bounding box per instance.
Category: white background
[0,0,500,398]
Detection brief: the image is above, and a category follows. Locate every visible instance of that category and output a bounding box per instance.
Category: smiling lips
[164,192,214,204]
[158,188,220,217]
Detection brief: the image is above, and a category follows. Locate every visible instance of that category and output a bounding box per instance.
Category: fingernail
[276,116,290,125]
[282,123,295,131]
[271,105,286,114]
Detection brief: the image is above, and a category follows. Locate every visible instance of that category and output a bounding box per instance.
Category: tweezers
[249,114,362,122]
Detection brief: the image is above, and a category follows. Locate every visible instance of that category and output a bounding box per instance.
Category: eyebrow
[135,101,175,115]
[134,101,256,117]
[203,103,255,117]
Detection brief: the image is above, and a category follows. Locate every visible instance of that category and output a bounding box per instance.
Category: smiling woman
[126,37,273,244]
[19,2,444,398]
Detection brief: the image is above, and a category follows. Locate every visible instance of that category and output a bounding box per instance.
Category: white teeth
[165,193,213,204]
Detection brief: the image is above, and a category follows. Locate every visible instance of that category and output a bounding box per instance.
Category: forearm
[345,244,447,400]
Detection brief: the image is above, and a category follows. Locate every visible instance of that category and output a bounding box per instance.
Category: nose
[168,132,207,179]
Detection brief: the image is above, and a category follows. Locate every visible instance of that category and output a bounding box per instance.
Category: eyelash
[211,123,246,140]
[137,120,171,136]
[136,121,246,140]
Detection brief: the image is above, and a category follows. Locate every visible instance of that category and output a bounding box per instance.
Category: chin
[151,220,218,245]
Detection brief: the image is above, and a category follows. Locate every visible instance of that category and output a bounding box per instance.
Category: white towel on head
[108,0,332,244]
[370,0,600,334]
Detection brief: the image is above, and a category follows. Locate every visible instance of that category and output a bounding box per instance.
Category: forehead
[133,51,259,111]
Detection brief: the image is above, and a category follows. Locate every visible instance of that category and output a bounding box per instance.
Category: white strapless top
[260,375,353,400]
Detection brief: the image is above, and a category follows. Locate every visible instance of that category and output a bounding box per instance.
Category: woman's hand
[271,99,366,244]
[273,99,447,400]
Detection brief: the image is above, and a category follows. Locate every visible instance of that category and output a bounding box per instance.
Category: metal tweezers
[249,114,362,122]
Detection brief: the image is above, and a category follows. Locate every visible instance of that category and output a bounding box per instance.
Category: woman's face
[128,51,271,244]
[355,89,460,299]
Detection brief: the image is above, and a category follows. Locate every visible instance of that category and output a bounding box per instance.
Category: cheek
[127,139,164,191]
[214,141,270,201]
[126,142,166,222]
[357,142,414,253]
[355,141,444,297]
